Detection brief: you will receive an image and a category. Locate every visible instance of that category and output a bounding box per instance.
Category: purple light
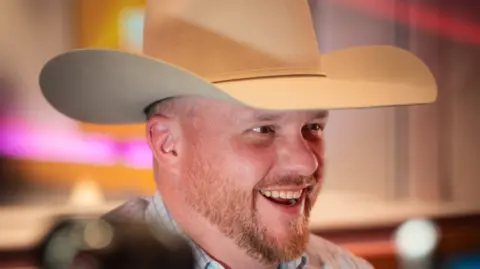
[122,139,152,169]
[0,128,118,165]
[0,119,156,168]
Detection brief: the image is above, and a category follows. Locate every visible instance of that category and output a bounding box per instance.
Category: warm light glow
[394,218,439,259]
[68,178,106,208]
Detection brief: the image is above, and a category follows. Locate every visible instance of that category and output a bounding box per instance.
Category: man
[38,0,437,268]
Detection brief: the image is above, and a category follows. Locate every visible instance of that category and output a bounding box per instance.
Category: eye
[304,123,324,132]
[252,125,275,134]
[302,123,325,139]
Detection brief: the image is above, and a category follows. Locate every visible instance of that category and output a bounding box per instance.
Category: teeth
[292,191,302,199]
[260,189,303,199]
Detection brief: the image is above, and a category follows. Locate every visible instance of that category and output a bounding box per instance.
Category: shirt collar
[145,191,308,269]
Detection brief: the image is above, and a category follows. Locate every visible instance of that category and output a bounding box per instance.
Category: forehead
[194,98,328,122]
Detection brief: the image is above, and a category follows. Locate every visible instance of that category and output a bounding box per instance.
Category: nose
[276,138,319,177]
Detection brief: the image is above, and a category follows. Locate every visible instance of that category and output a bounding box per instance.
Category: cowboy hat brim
[39,45,437,124]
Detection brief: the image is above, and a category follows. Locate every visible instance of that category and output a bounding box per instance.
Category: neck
[158,187,277,269]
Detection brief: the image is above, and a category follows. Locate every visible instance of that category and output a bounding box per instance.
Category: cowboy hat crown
[39,0,437,124]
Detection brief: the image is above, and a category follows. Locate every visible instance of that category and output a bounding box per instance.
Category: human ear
[146,115,180,173]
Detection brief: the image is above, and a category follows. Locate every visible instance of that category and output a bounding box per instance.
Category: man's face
[178,98,327,264]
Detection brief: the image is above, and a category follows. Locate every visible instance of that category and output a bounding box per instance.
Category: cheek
[309,135,325,152]
[308,138,325,166]
[222,141,276,187]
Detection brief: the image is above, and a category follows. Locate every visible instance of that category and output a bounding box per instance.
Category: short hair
[144,98,172,120]
[144,97,197,120]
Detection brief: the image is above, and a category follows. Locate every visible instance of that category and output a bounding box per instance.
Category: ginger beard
[183,148,318,264]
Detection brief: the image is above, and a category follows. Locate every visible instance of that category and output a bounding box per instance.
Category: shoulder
[306,233,374,269]
[102,197,150,223]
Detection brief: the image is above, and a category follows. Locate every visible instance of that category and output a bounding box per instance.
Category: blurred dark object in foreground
[0,155,30,205]
[0,212,479,269]
[36,216,195,269]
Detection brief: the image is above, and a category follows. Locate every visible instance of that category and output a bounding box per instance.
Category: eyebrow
[252,113,283,122]
[250,110,329,123]
[310,110,329,120]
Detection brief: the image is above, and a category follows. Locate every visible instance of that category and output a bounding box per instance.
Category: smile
[258,188,308,206]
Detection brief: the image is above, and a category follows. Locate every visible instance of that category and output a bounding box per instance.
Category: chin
[267,218,307,242]
[264,223,309,261]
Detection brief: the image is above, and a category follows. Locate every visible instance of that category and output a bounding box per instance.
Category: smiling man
[142,96,328,267]
[38,0,437,268]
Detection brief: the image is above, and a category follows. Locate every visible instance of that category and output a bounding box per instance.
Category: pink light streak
[0,129,117,165]
[0,123,152,168]
[330,0,480,46]
[122,139,153,169]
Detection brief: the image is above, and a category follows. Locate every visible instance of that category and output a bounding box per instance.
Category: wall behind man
[311,0,480,208]
[0,0,77,130]
[311,0,399,200]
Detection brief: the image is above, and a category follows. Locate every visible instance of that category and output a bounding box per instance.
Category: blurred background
[0,0,479,268]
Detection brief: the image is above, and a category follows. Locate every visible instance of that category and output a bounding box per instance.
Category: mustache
[255,174,317,189]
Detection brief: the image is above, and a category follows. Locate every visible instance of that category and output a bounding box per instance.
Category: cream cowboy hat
[39,0,437,125]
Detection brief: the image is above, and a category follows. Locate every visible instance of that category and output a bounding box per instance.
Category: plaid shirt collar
[145,192,308,269]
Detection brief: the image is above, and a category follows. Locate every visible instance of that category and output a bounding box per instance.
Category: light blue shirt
[144,192,308,269]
